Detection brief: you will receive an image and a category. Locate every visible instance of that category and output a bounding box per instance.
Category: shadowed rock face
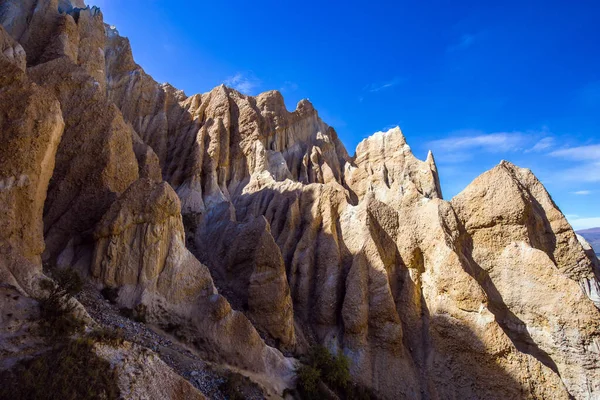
[0,55,64,294]
[1,1,599,399]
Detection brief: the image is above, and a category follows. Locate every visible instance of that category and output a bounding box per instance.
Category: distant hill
[578,227,600,256]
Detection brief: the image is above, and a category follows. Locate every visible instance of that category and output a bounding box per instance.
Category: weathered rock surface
[1,0,600,399]
[0,24,25,70]
[0,57,64,294]
[91,178,295,391]
[345,127,443,206]
[451,161,600,399]
[197,204,296,350]
[95,342,207,400]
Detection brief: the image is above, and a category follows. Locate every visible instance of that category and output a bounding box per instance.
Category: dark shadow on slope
[428,313,547,400]
[454,216,560,375]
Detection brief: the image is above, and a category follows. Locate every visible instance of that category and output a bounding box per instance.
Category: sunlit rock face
[0,53,64,295]
[0,1,599,399]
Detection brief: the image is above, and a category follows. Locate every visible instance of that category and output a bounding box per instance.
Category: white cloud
[549,144,600,161]
[528,137,555,152]
[573,190,592,195]
[364,77,403,93]
[428,131,526,153]
[555,162,600,183]
[567,217,600,231]
[548,144,600,183]
[224,72,261,95]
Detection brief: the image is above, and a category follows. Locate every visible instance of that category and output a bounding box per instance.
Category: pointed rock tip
[426,150,438,166]
[374,126,406,142]
[296,98,314,112]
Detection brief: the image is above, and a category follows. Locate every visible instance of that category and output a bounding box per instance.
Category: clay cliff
[0,1,599,399]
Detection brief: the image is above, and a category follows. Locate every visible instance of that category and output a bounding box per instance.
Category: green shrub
[37,269,85,340]
[296,345,363,400]
[325,349,350,389]
[51,268,84,297]
[120,303,147,323]
[305,345,350,390]
[88,327,125,346]
[0,338,120,400]
[296,364,321,398]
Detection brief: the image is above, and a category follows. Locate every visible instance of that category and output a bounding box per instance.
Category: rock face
[94,342,206,400]
[0,25,25,70]
[1,1,600,399]
[0,55,64,294]
[91,178,295,389]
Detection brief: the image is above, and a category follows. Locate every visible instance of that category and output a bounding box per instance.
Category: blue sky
[90,0,599,230]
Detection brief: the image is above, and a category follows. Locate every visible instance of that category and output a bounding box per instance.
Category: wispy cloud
[573,190,592,195]
[224,72,261,95]
[364,77,403,93]
[554,162,600,183]
[549,144,600,161]
[428,130,527,154]
[568,216,600,231]
[549,144,600,183]
[447,33,477,52]
[528,136,555,152]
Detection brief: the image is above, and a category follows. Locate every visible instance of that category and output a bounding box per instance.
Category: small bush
[37,269,85,340]
[0,338,120,400]
[119,303,147,323]
[134,303,147,323]
[88,327,125,346]
[100,287,119,304]
[305,345,350,390]
[296,345,361,400]
[51,268,84,297]
[325,349,350,389]
[296,364,321,398]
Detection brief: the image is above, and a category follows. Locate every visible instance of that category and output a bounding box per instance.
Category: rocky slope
[1,1,600,399]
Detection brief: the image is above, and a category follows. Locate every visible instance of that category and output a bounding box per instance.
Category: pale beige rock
[197,206,296,350]
[1,1,599,399]
[0,25,25,70]
[91,178,295,393]
[345,127,442,206]
[0,285,44,369]
[451,161,600,399]
[0,58,64,294]
[94,342,206,400]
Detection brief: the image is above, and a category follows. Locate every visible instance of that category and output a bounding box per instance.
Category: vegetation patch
[0,338,120,400]
[295,345,375,400]
[88,326,125,346]
[37,268,85,340]
[0,268,125,400]
[119,303,147,323]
